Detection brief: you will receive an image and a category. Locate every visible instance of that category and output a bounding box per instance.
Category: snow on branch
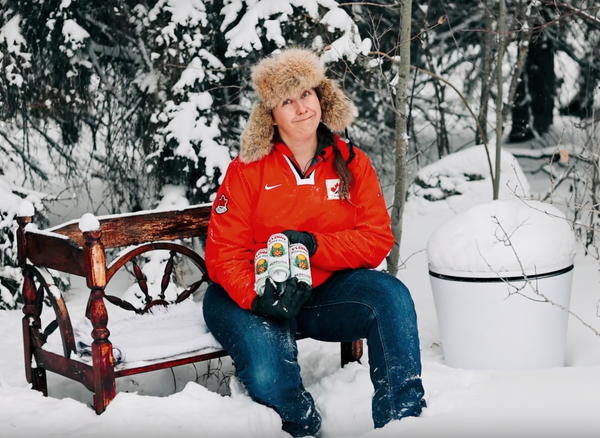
[0,14,31,87]
[221,0,370,60]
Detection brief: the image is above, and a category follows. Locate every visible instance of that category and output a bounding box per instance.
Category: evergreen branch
[87,41,129,106]
[337,2,401,10]
[223,104,251,115]
[82,13,143,57]
[87,39,142,65]
[136,37,154,72]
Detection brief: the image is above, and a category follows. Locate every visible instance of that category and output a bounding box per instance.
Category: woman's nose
[295,101,307,114]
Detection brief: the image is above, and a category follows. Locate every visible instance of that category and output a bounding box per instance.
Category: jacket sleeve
[309,150,394,271]
[205,159,258,310]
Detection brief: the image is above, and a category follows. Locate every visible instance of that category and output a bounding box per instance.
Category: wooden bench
[16,204,363,414]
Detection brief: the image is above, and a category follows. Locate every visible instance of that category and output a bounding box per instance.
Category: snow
[2,145,600,437]
[162,92,219,165]
[78,213,100,232]
[2,1,600,436]
[16,200,34,218]
[0,176,24,218]
[73,300,221,364]
[0,15,26,54]
[62,19,90,45]
[411,145,530,202]
[222,0,370,60]
[427,199,576,277]
[155,185,190,211]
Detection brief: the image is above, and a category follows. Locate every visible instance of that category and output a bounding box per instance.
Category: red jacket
[205,135,394,309]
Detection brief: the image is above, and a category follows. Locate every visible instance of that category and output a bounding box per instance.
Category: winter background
[2,1,600,438]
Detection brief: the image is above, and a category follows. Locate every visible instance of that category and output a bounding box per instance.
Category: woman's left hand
[281,230,317,256]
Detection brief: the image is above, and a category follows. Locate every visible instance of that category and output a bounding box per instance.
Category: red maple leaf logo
[215,194,229,214]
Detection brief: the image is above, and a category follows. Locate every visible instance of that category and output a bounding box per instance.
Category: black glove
[251,276,313,320]
[281,230,317,256]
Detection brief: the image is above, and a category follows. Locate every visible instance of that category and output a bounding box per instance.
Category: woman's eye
[282,99,291,106]
[302,90,310,97]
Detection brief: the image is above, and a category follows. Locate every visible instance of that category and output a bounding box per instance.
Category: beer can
[254,248,269,296]
[289,243,312,286]
[267,233,290,282]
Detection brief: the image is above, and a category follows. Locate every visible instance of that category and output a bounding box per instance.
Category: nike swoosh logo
[265,184,282,191]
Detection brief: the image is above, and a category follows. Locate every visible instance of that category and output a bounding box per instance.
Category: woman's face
[272,89,322,144]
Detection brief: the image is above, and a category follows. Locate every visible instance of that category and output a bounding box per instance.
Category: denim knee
[340,270,417,320]
[203,283,321,437]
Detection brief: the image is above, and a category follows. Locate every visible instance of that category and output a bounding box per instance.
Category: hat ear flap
[239,102,275,163]
[318,79,356,133]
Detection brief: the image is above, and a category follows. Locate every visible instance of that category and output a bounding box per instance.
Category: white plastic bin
[426,199,576,370]
[429,266,573,369]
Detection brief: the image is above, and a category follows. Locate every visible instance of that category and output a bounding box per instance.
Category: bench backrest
[18,204,212,278]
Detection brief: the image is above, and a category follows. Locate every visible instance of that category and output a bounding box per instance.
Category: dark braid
[318,124,354,202]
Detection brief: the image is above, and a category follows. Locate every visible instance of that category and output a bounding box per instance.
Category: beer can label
[289,243,312,286]
[268,233,290,282]
[254,248,269,296]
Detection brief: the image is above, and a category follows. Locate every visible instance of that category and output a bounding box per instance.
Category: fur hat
[239,48,356,163]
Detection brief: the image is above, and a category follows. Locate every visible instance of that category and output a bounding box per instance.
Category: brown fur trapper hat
[239,48,356,163]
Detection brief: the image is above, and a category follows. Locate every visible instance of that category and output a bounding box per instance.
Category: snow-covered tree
[0,0,371,305]
[1,0,370,207]
[0,176,69,310]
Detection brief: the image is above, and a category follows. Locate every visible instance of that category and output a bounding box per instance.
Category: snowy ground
[2,141,600,438]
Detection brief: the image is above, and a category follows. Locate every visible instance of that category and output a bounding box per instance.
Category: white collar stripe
[284,156,315,185]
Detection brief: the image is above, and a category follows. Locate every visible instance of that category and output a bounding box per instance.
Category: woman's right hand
[251,277,313,320]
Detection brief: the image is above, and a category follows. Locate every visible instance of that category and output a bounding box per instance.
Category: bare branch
[487,216,600,338]
[541,1,600,29]
[0,130,49,180]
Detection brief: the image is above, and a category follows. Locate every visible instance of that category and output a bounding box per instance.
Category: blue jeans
[202,269,425,437]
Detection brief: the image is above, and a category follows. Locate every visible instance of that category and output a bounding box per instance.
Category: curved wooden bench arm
[23,265,76,358]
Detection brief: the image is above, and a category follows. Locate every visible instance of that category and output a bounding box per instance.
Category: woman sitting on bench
[202,48,426,437]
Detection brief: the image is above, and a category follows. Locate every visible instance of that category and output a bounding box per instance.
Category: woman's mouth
[295,114,314,123]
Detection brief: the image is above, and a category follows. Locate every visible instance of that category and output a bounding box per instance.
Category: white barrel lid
[426,199,576,278]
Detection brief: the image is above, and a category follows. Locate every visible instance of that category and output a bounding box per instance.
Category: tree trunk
[493,0,506,200]
[509,28,556,142]
[476,0,494,146]
[386,0,412,277]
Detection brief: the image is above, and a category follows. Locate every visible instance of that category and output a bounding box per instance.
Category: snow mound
[409,145,530,202]
[427,199,576,277]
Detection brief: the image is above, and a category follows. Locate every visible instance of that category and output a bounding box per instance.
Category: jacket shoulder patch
[215,194,229,214]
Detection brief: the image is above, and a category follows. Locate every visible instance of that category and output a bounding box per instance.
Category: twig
[0,130,49,180]
[482,216,600,337]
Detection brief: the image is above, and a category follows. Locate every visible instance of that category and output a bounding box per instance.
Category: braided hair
[318,124,354,202]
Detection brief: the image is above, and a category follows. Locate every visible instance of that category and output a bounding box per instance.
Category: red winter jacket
[205,135,394,310]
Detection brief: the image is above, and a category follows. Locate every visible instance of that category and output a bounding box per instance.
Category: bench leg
[89,288,117,414]
[32,367,48,396]
[22,274,37,386]
[92,340,117,414]
[341,340,363,367]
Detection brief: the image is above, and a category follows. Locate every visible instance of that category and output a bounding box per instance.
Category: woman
[203,48,426,437]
